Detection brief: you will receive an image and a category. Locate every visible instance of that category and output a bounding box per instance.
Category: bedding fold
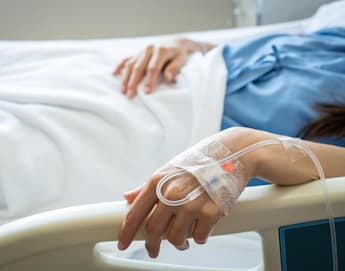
[0,42,227,220]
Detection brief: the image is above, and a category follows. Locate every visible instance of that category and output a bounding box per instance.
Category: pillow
[306,0,345,32]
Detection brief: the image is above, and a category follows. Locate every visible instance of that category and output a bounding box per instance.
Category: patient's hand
[113,37,215,99]
[117,164,224,258]
[117,128,260,258]
[117,127,343,258]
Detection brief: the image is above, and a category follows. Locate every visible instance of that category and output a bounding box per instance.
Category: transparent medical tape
[156,136,338,271]
[156,139,245,215]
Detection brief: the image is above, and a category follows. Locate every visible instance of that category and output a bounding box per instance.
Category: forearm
[214,127,345,186]
[257,139,345,185]
[119,127,345,255]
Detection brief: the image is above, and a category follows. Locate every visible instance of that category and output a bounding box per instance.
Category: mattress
[0,3,344,268]
[2,0,345,221]
[0,19,310,223]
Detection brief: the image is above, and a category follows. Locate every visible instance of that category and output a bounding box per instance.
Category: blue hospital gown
[220,27,345,185]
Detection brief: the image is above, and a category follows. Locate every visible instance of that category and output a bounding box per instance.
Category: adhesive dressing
[156,137,338,271]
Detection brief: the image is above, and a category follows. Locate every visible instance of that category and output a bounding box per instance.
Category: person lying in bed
[115,27,345,184]
[114,27,345,257]
[115,27,345,143]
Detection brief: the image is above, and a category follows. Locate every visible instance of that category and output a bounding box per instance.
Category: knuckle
[163,176,198,203]
[157,46,168,55]
[201,207,218,220]
[145,222,157,236]
[201,202,224,220]
[125,60,136,68]
[183,203,197,214]
[164,185,184,201]
[147,177,159,190]
[147,66,158,74]
[150,173,162,183]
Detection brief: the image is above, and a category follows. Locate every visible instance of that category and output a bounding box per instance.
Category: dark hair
[300,104,345,139]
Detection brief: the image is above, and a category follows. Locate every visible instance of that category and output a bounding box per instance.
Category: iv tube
[156,138,338,271]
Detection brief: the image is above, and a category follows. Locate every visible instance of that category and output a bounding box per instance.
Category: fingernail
[148,252,157,258]
[118,241,125,250]
[166,72,173,81]
[176,241,189,250]
[121,86,126,93]
[144,86,151,94]
[127,92,134,99]
[196,238,207,244]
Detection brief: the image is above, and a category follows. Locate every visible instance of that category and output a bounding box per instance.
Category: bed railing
[0,177,344,271]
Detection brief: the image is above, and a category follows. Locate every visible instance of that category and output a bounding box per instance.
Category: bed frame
[0,177,344,271]
[0,1,344,269]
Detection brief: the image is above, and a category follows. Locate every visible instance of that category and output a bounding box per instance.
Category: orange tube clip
[221,161,235,173]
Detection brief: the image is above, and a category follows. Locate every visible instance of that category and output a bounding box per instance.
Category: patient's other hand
[113,37,214,99]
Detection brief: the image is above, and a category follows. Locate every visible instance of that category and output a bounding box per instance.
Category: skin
[113,37,215,99]
[114,37,345,257]
[117,127,345,258]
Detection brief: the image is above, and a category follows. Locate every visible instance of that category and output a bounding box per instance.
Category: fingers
[123,186,143,204]
[118,180,159,250]
[163,53,187,82]
[114,44,185,98]
[117,168,224,258]
[144,204,174,258]
[113,57,129,75]
[192,219,214,244]
[126,46,153,98]
[114,46,169,98]
[192,202,223,244]
[120,58,136,96]
[166,213,194,251]
[144,48,171,94]
[141,202,219,258]
[145,207,194,258]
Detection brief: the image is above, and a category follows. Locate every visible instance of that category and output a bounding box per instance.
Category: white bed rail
[0,177,344,271]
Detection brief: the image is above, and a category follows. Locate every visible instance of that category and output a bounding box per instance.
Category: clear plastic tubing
[156,138,338,271]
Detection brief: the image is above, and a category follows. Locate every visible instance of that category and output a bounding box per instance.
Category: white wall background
[0,0,233,39]
[262,0,335,24]
[0,0,339,39]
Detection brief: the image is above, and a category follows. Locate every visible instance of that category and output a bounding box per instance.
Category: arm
[113,37,216,98]
[118,127,345,257]
[217,127,345,185]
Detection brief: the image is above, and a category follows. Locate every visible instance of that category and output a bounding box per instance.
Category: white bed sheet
[1,2,344,268]
[0,20,308,222]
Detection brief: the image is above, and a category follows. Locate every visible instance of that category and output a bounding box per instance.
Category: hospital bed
[0,177,344,271]
[1,1,345,270]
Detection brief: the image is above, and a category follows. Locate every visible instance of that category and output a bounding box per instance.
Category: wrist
[179,38,214,54]
[214,127,275,181]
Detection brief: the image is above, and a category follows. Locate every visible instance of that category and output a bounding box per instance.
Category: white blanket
[0,41,227,220]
